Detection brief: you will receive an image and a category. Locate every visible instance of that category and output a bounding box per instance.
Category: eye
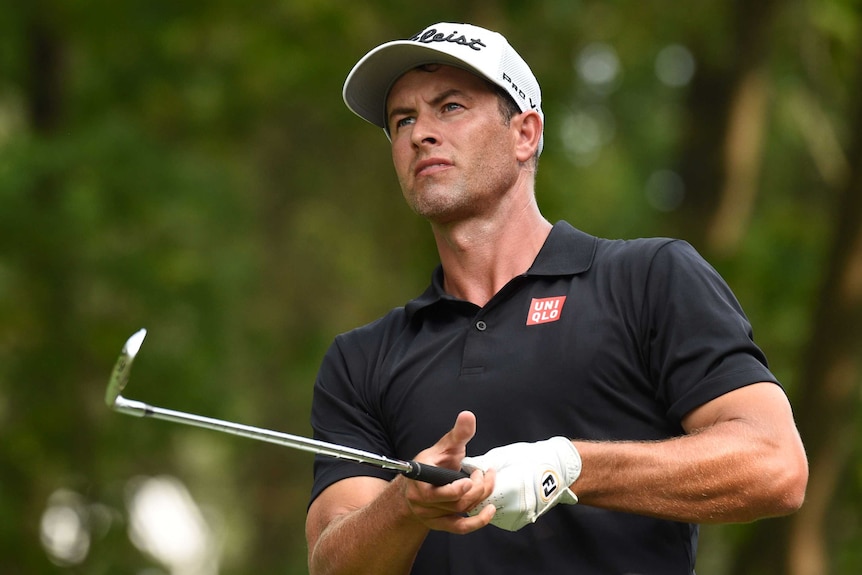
[442,102,463,113]
[393,116,415,130]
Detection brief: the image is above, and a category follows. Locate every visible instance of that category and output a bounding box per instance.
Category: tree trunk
[730,59,862,575]
[785,85,862,575]
[674,0,778,255]
[1,10,72,575]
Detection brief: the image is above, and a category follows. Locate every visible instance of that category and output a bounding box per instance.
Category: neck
[431,201,552,307]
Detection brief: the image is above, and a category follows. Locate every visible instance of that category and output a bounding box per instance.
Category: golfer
[305,22,808,574]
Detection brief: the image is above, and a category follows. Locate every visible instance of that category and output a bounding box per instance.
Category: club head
[105,328,147,408]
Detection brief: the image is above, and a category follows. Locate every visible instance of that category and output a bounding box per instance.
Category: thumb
[427,411,476,466]
[445,410,477,448]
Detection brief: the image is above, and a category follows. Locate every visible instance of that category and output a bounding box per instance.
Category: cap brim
[343,41,489,131]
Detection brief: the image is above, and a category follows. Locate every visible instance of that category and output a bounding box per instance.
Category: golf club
[105,329,469,486]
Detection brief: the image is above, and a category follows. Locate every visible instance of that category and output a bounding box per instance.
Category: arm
[572,382,808,523]
[305,411,496,575]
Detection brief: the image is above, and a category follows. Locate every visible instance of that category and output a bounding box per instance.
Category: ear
[512,110,542,163]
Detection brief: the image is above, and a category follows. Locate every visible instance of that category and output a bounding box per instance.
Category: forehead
[386,64,494,108]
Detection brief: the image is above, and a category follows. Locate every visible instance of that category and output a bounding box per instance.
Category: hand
[400,411,497,534]
[462,437,582,531]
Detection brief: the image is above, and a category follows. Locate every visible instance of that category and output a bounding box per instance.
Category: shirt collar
[405,221,597,317]
[527,220,597,276]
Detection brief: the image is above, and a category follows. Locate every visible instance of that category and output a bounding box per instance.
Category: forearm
[573,418,806,523]
[308,477,429,575]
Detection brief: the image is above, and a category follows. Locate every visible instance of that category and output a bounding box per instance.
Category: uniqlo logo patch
[526,296,567,326]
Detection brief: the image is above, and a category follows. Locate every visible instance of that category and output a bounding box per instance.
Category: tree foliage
[1,0,860,573]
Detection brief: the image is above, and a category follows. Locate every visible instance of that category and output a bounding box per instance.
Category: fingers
[427,502,496,534]
[403,467,497,534]
[407,468,489,512]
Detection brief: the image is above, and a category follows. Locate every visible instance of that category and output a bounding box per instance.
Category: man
[305,22,808,574]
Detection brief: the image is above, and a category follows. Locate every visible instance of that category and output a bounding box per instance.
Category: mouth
[414,158,453,177]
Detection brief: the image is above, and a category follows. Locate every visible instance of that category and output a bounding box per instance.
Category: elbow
[760,448,809,518]
[777,457,809,515]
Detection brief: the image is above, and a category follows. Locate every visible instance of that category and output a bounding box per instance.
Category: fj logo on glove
[540,470,560,501]
[526,296,567,326]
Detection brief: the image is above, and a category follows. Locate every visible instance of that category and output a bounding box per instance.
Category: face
[386,65,523,224]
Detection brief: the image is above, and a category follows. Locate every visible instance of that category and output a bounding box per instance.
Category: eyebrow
[387,88,473,126]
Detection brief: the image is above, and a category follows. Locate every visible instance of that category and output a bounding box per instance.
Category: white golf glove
[462,437,582,532]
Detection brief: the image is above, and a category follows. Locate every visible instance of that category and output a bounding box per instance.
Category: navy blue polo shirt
[309,221,778,574]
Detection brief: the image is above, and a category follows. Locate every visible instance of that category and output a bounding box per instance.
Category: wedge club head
[105,328,148,416]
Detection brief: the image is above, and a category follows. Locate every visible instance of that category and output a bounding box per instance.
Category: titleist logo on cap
[409,28,487,51]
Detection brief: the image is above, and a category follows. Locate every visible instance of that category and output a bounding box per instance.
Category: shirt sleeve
[643,240,780,422]
[308,331,397,506]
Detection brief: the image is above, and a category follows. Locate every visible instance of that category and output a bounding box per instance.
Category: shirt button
[475,320,487,331]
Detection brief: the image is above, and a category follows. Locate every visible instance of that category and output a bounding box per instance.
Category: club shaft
[107,330,469,486]
[114,395,412,473]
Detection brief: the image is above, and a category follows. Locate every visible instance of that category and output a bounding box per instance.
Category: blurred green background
[2,0,861,573]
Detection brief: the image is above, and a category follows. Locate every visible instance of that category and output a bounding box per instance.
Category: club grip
[402,460,470,486]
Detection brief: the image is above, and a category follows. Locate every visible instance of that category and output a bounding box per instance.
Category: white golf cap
[343,22,544,155]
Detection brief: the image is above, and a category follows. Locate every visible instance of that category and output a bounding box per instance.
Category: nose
[410,113,439,148]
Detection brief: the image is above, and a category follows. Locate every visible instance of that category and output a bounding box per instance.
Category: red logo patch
[526,296,567,326]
